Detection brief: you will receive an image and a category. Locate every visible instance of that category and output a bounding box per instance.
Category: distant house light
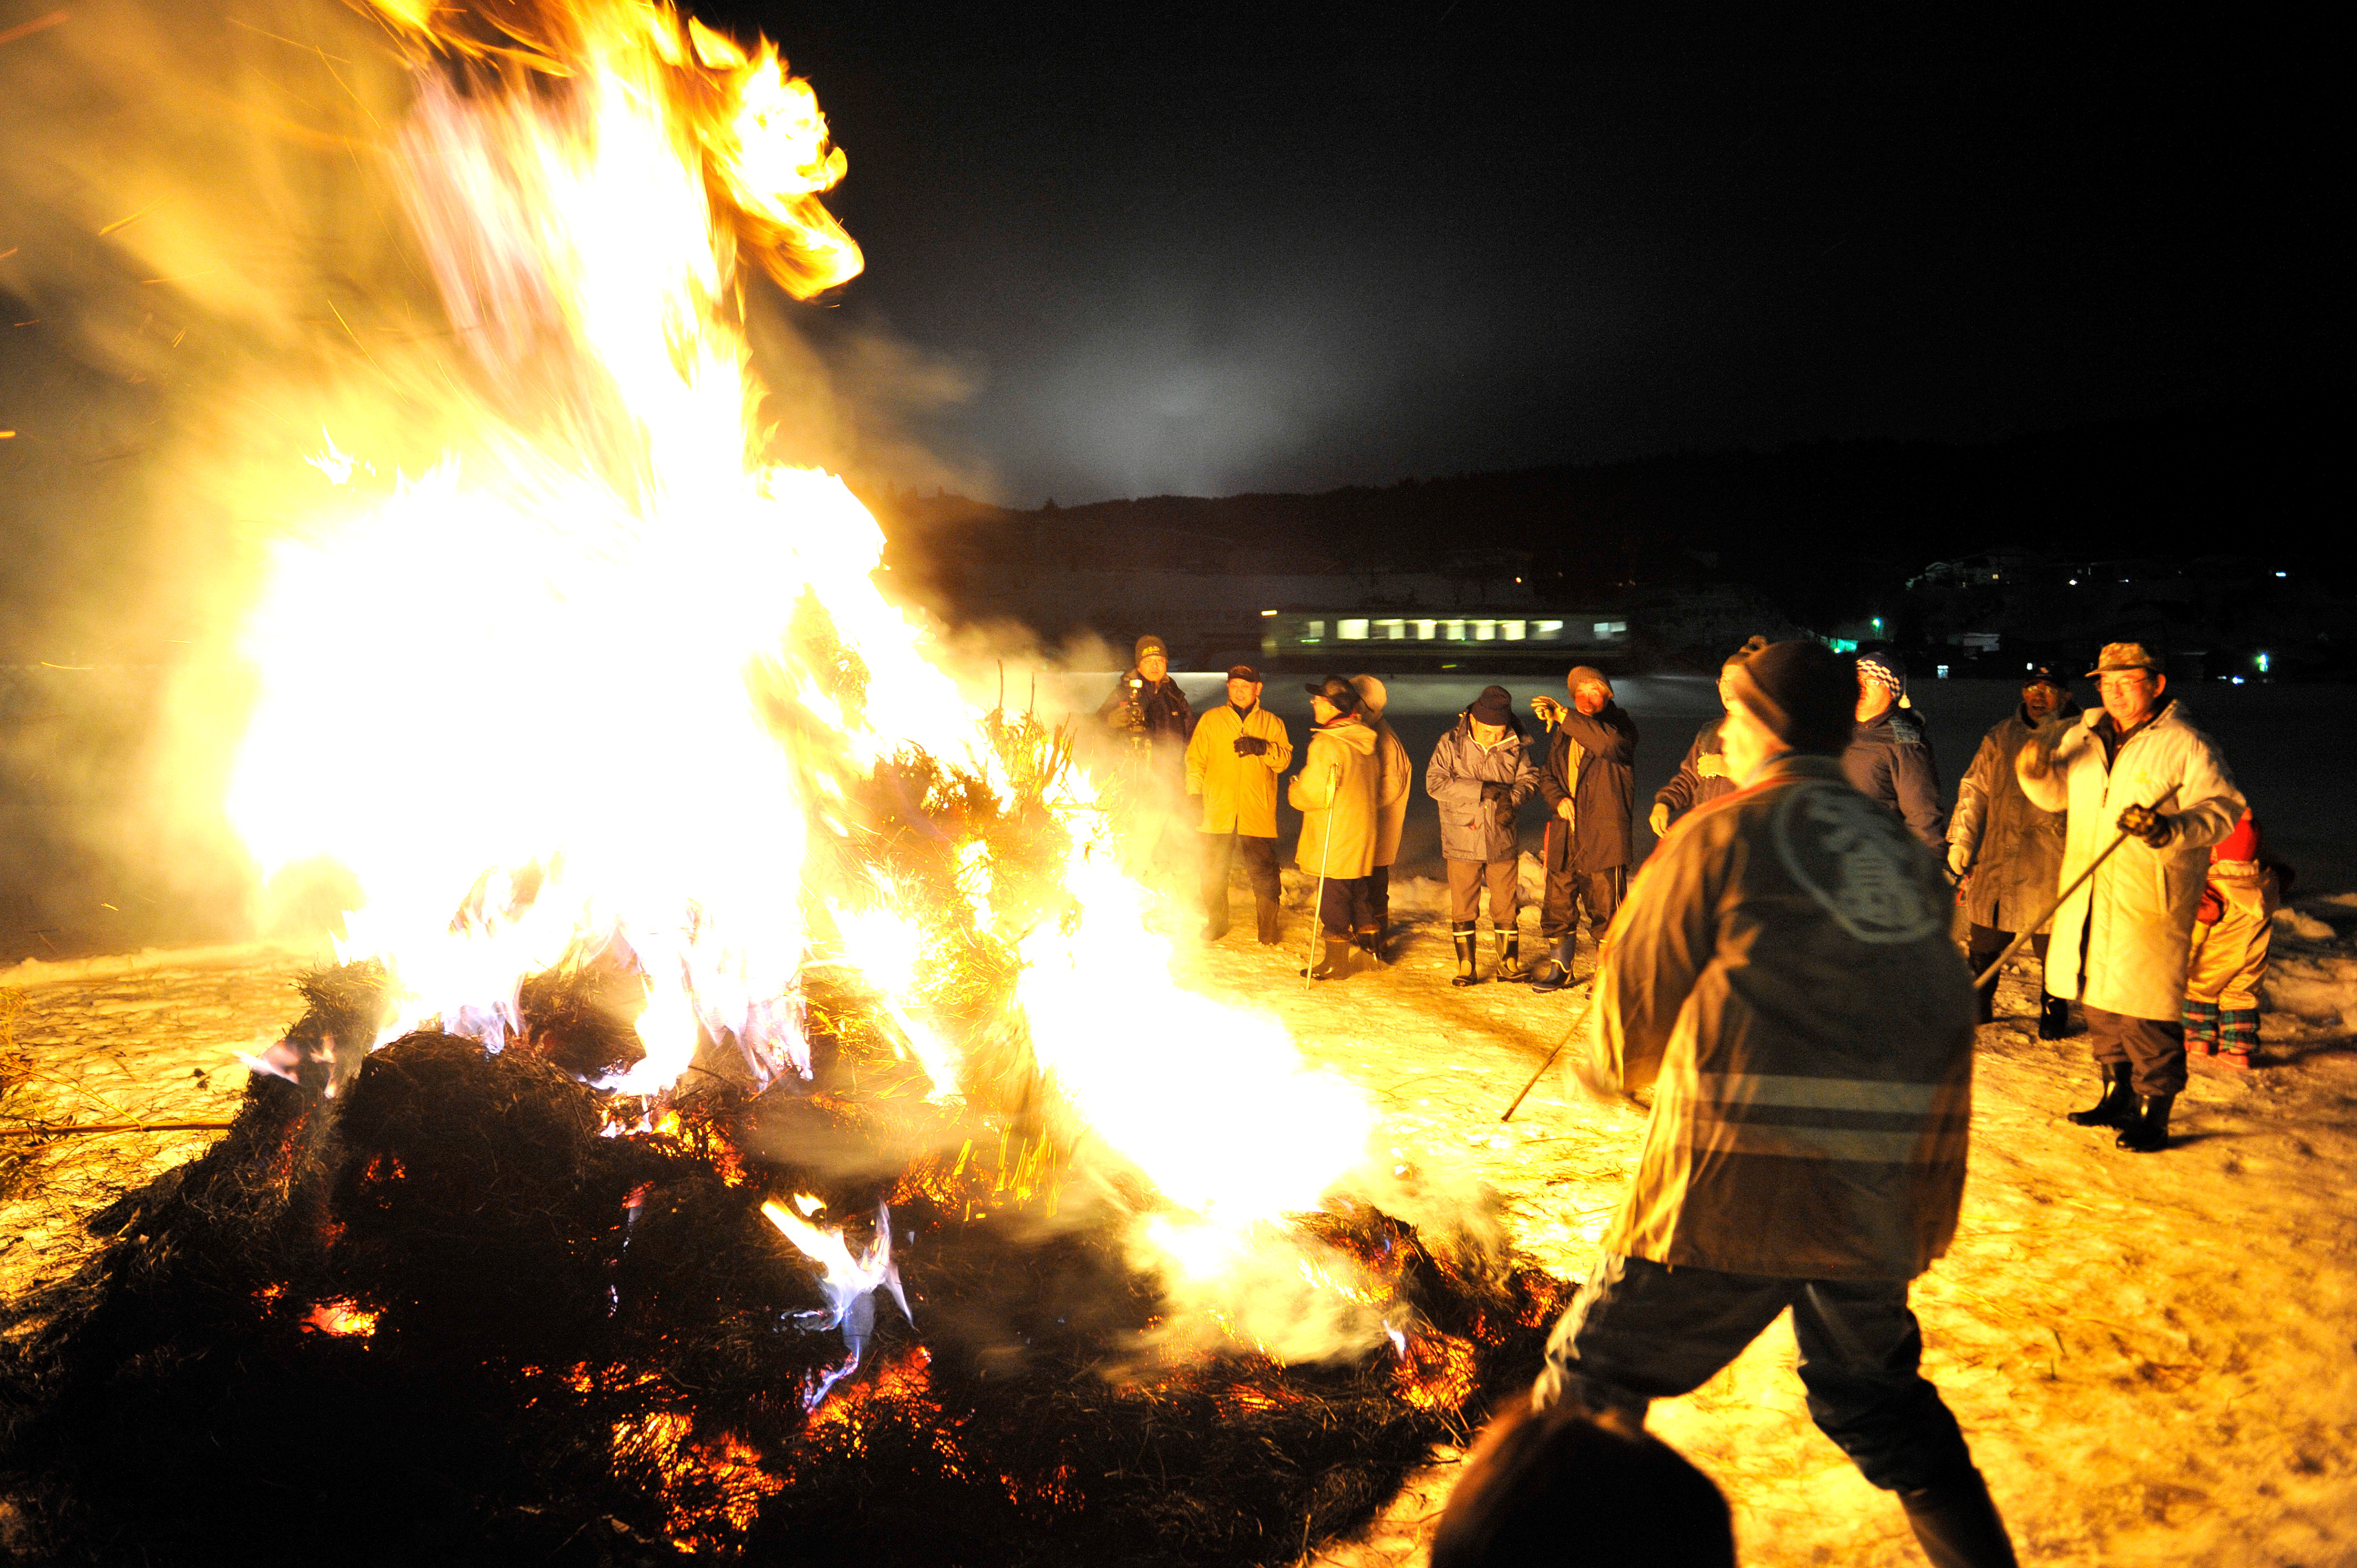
[1339,618,1370,641]
[1260,608,1278,617]
[1936,664,1951,678]
[1871,617,1883,632]
[2276,571,2288,578]
[2068,579,2078,586]
[2257,651,2271,673]
[1444,620,1466,641]
[1828,638,1859,653]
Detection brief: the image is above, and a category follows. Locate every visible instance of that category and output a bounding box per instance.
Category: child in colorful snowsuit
[2184,809,2277,1069]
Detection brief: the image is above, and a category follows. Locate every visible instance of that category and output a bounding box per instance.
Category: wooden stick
[1971,784,2180,992]
[1500,998,1589,1123]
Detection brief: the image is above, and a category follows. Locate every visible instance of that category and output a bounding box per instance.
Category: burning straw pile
[0,709,1565,1566]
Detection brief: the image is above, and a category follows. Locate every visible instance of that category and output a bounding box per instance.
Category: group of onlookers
[1103,632,2276,1153]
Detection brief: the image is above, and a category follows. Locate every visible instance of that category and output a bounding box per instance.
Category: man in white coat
[2016,642,2245,1152]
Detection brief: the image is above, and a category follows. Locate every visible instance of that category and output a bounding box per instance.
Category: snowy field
[5,670,2354,1563]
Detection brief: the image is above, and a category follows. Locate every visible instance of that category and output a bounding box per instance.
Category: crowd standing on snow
[1102,631,2278,1146]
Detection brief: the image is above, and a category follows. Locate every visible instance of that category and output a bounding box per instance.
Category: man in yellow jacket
[1535,641,2015,1568]
[1289,677,1382,979]
[1185,664,1293,943]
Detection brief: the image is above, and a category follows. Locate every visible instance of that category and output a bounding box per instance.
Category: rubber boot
[1493,929,1528,983]
[1255,898,1282,946]
[2065,1062,2137,1128]
[1303,935,1351,981]
[2037,992,2070,1040]
[1973,972,1996,1027]
[1355,925,1387,965]
[1898,1469,2019,1568]
[1528,935,1577,994]
[2116,1092,2175,1152]
[1449,921,1478,987]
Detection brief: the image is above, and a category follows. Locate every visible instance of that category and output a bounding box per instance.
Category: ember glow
[222,0,1379,1359]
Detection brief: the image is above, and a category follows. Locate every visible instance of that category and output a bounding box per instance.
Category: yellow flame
[226,0,1381,1353]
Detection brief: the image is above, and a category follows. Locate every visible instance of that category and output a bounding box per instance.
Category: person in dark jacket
[1650,637,1767,839]
[1529,666,1638,981]
[1425,685,1540,986]
[1845,651,1946,849]
[1535,639,2016,1568]
[1948,665,2079,1033]
[1095,635,1194,753]
[1430,1400,1734,1568]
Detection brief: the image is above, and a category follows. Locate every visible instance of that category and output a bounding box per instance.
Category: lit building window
[1339,618,1370,640]
[1414,620,1438,640]
[1444,620,1466,641]
[1501,620,1526,641]
[1474,620,1497,641]
[1594,621,1628,640]
[1376,619,1406,639]
[1535,620,1563,641]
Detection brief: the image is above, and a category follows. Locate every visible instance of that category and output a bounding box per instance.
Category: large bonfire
[0,3,1563,1562]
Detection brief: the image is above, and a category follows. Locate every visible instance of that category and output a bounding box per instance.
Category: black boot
[2065,1063,2137,1128]
[1493,929,1528,982]
[1449,921,1478,987]
[2116,1092,2175,1153]
[1255,898,1281,946]
[1355,925,1387,965]
[1898,1469,2018,1568]
[2037,992,2070,1040]
[1303,935,1351,981]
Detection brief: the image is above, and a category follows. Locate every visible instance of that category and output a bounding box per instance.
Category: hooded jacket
[1843,707,1947,849]
[1425,711,1539,863]
[1185,702,1293,837]
[1948,699,2079,933]
[1350,675,1414,868]
[1537,702,1639,873]
[1288,716,1382,878]
[1655,718,1738,821]
[2016,698,2245,1021]
[1581,754,1975,1280]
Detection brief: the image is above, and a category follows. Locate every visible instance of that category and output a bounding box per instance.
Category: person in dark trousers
[1351,674,1414,961]
[1845,650,1947,850]
[1430,1400,1735,1568]
[1529,666,1638,988]
[1184,665,1292,945]
[1535,641,2018,1568]
[1650,637,1767,839]
[1289,677,1382,980]
[1948,666,2078,1034]
[1425,685,1539,986]
[2017,642,2245,1152]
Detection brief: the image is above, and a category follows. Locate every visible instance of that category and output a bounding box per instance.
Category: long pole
[1500,1003,1587,1123]
[1972,784,2180,992]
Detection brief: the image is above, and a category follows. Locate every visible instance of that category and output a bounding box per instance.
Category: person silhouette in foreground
[1533,641,2016,1568]
[1430,1399,1735,1568]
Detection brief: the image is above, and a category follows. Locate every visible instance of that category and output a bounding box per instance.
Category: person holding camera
[1426,685,1539,986]
[1095,634,1194,753]
[1185,665,1293,943]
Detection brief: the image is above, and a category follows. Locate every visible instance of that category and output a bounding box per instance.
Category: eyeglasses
[2095,672,2154,688]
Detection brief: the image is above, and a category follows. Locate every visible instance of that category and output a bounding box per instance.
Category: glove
[1649,802,1671,837]
[1530,695,1565,726]
[1233,735,1269,756]
[1479,781,1511,806]
[2118,803,2178,848]
[1947,843,1972,879]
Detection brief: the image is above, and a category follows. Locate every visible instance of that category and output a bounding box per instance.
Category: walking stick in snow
[1971,783,2180,992]
[1500,992,1591,1122]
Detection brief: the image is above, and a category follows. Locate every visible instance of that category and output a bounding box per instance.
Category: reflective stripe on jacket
[1581,754,1976,1281]
[1185,703,1293,837]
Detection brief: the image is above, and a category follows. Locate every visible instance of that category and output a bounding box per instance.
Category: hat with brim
[2023,664,2068,692]
[1226,664,1262,683]
[2086,641,2160,677]
[1305,676,1362,714]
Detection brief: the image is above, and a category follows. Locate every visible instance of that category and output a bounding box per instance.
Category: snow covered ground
[7,883,2357,1565]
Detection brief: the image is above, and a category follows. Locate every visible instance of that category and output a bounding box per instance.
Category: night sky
[698,4,2336,506]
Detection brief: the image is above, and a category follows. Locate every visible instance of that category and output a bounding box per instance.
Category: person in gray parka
[1426,685,1541,986]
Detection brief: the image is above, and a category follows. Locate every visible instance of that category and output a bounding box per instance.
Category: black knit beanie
[1729,641,1855,756]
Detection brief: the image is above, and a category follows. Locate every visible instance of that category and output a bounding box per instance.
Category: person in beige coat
[1289,677,1382,979]
[2016,642,2245,1152]
[1351,674,1414,961]
[1185,664,1293,944]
